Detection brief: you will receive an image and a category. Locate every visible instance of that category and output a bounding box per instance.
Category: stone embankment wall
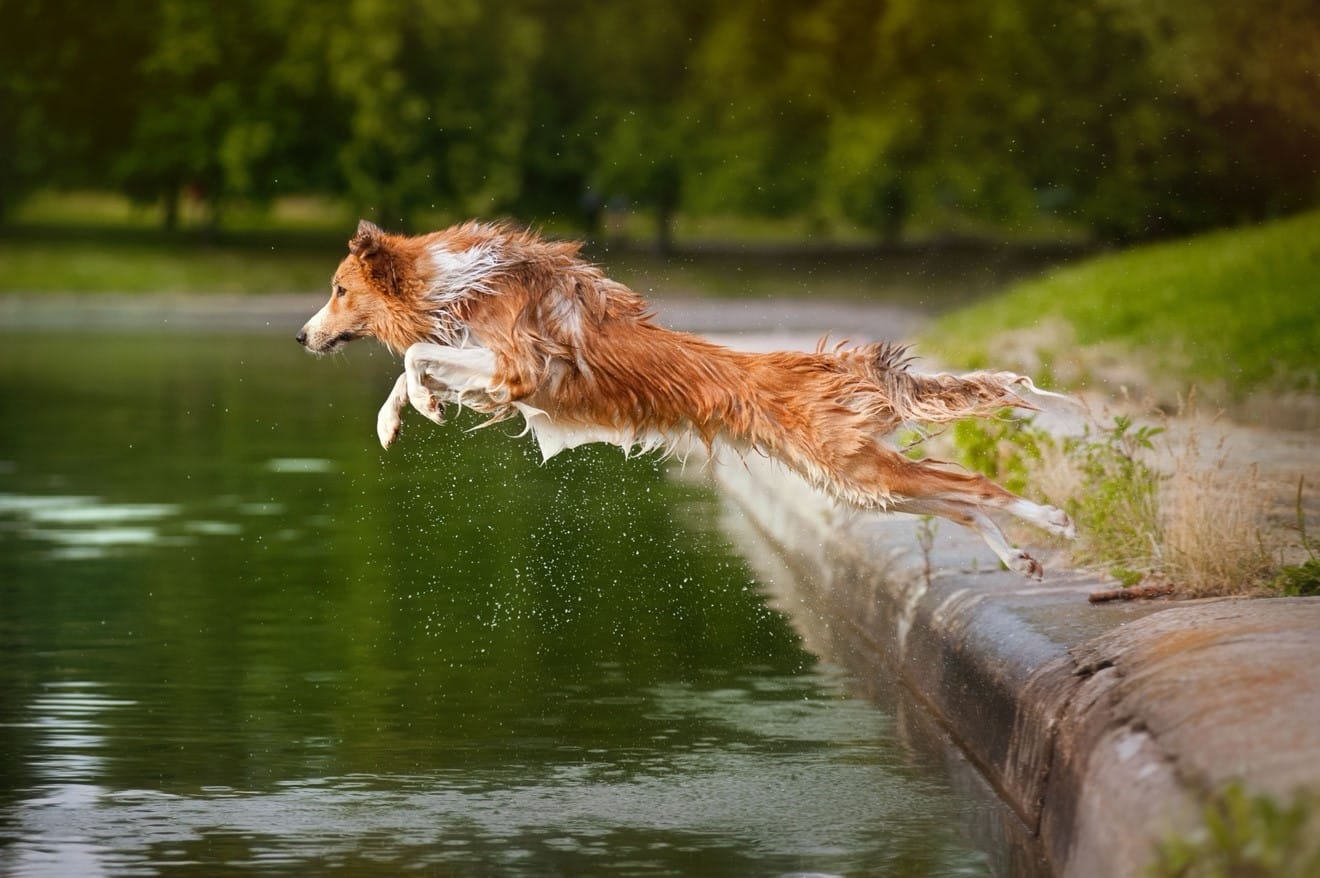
[712,451,1320,878]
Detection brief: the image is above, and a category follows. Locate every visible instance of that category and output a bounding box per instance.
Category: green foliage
[323,0,540,226]
[925,209,1320,396]
[1109,566,1146,589]
[1063,416,1164,570]
[3,0,1317,240]
[1104,0,1320,147]
[1148,783,1320,878]
[948,413,1052,497]
[1277,561,1320,598]
[948,414,1167,576]
[1274,478,1320,597]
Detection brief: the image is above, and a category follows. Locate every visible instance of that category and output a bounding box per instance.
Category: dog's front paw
[377,409,402,449]
[421,399,447,426]
[406,387,448,426]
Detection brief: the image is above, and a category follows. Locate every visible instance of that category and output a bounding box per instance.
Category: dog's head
[296,219,421,355]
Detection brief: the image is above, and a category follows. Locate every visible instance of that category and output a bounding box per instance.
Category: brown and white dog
[297,220,1075,577]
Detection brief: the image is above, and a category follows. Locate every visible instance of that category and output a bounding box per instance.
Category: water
[1,330,1023,876]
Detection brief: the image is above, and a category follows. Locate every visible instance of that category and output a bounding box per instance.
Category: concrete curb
[710,450,1320,877]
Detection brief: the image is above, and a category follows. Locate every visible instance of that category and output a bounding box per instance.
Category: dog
[297,220,1076,578]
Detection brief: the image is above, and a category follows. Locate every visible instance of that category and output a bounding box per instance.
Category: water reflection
[6,670,977,876]
[1,331,1008,875]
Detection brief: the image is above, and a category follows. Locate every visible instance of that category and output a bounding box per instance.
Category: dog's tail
[830,341,1072,424]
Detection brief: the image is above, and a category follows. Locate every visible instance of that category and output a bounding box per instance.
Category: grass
[0,193,352,294]
[12,190,358,234]
[1148,783,1320,878]
[1273,478,1320,597]
[916,209,1320,594]
[0,236,347,295]
[922,209,1320,401]
[931,413,1281,598]
[0,235,348,295]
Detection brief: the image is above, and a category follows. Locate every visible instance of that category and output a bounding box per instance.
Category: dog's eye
[334,284,347,299]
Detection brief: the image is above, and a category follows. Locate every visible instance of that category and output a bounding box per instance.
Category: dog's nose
[295,329,308,346]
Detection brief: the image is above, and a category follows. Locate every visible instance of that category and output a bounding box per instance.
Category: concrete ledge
[711,450,1320,877]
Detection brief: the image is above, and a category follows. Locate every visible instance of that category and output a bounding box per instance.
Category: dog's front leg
[404,343,498,414]
[377,344,501,449]
[376,368,458,449]
[376,372,410,449]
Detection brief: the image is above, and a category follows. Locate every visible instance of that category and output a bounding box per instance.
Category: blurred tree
[0,0,153,218]
[1101,0,1320,222]
[723,0,1303,241]
[506,6,608,235]
[322,0,539,229]
[586,0,712,252]
[1,0,1316,241]
[114,0,287,229]
[682,0,833,228]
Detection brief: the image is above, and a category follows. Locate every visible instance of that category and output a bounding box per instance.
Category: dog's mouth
[297,328,361,353]
[329,330,359,348]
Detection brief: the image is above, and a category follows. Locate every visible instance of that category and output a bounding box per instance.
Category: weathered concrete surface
[710,448,1320,878]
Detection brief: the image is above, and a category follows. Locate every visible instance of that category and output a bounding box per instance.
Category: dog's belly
[511,402,685,461]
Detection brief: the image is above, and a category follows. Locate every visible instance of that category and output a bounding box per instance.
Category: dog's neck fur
[425,235,510,304]
[409,222,649,358]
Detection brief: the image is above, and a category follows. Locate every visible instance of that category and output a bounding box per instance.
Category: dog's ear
[349,219,384,257]
[348,219,407,294]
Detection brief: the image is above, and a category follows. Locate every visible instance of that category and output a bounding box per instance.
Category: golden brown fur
[298,220,1076,578]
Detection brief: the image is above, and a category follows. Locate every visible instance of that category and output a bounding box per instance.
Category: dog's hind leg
[891,497,1046,579]
[826,444,1072,577]
[1003,497,1076,540]
[876,452,1075,540]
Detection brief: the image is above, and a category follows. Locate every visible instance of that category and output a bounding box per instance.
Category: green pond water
[1,330,1024,876]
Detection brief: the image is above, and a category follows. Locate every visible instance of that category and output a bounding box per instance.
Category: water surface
[1,331,1017,875]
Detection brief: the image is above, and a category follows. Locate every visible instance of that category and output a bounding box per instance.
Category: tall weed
[944,412,1279,596]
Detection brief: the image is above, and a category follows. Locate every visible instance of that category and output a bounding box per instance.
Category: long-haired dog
[298,220,1076,578]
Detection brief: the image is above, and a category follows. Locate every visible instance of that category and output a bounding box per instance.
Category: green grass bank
[923,209,1320,401]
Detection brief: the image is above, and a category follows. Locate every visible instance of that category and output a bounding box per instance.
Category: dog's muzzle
[296,328,358,353]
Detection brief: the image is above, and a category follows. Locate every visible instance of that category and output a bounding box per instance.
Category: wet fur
[298,220,1076,578]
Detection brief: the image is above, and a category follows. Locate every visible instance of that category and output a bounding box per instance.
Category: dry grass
[936,405,1281,596]
[1153,427,1275,597]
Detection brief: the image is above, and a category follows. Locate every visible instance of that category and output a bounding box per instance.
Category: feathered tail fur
[828,340,1068,425]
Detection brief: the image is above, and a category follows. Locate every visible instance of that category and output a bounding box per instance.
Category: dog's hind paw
[1007,549,1044,580]
[1009,499,1077,540]
[1043,506,1077,540]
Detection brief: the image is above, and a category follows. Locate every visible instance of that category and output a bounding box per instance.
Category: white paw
[1008,549,1044,580]
[377,409,401,449]
[407,389,447,426]
[1044,506,1077,540]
